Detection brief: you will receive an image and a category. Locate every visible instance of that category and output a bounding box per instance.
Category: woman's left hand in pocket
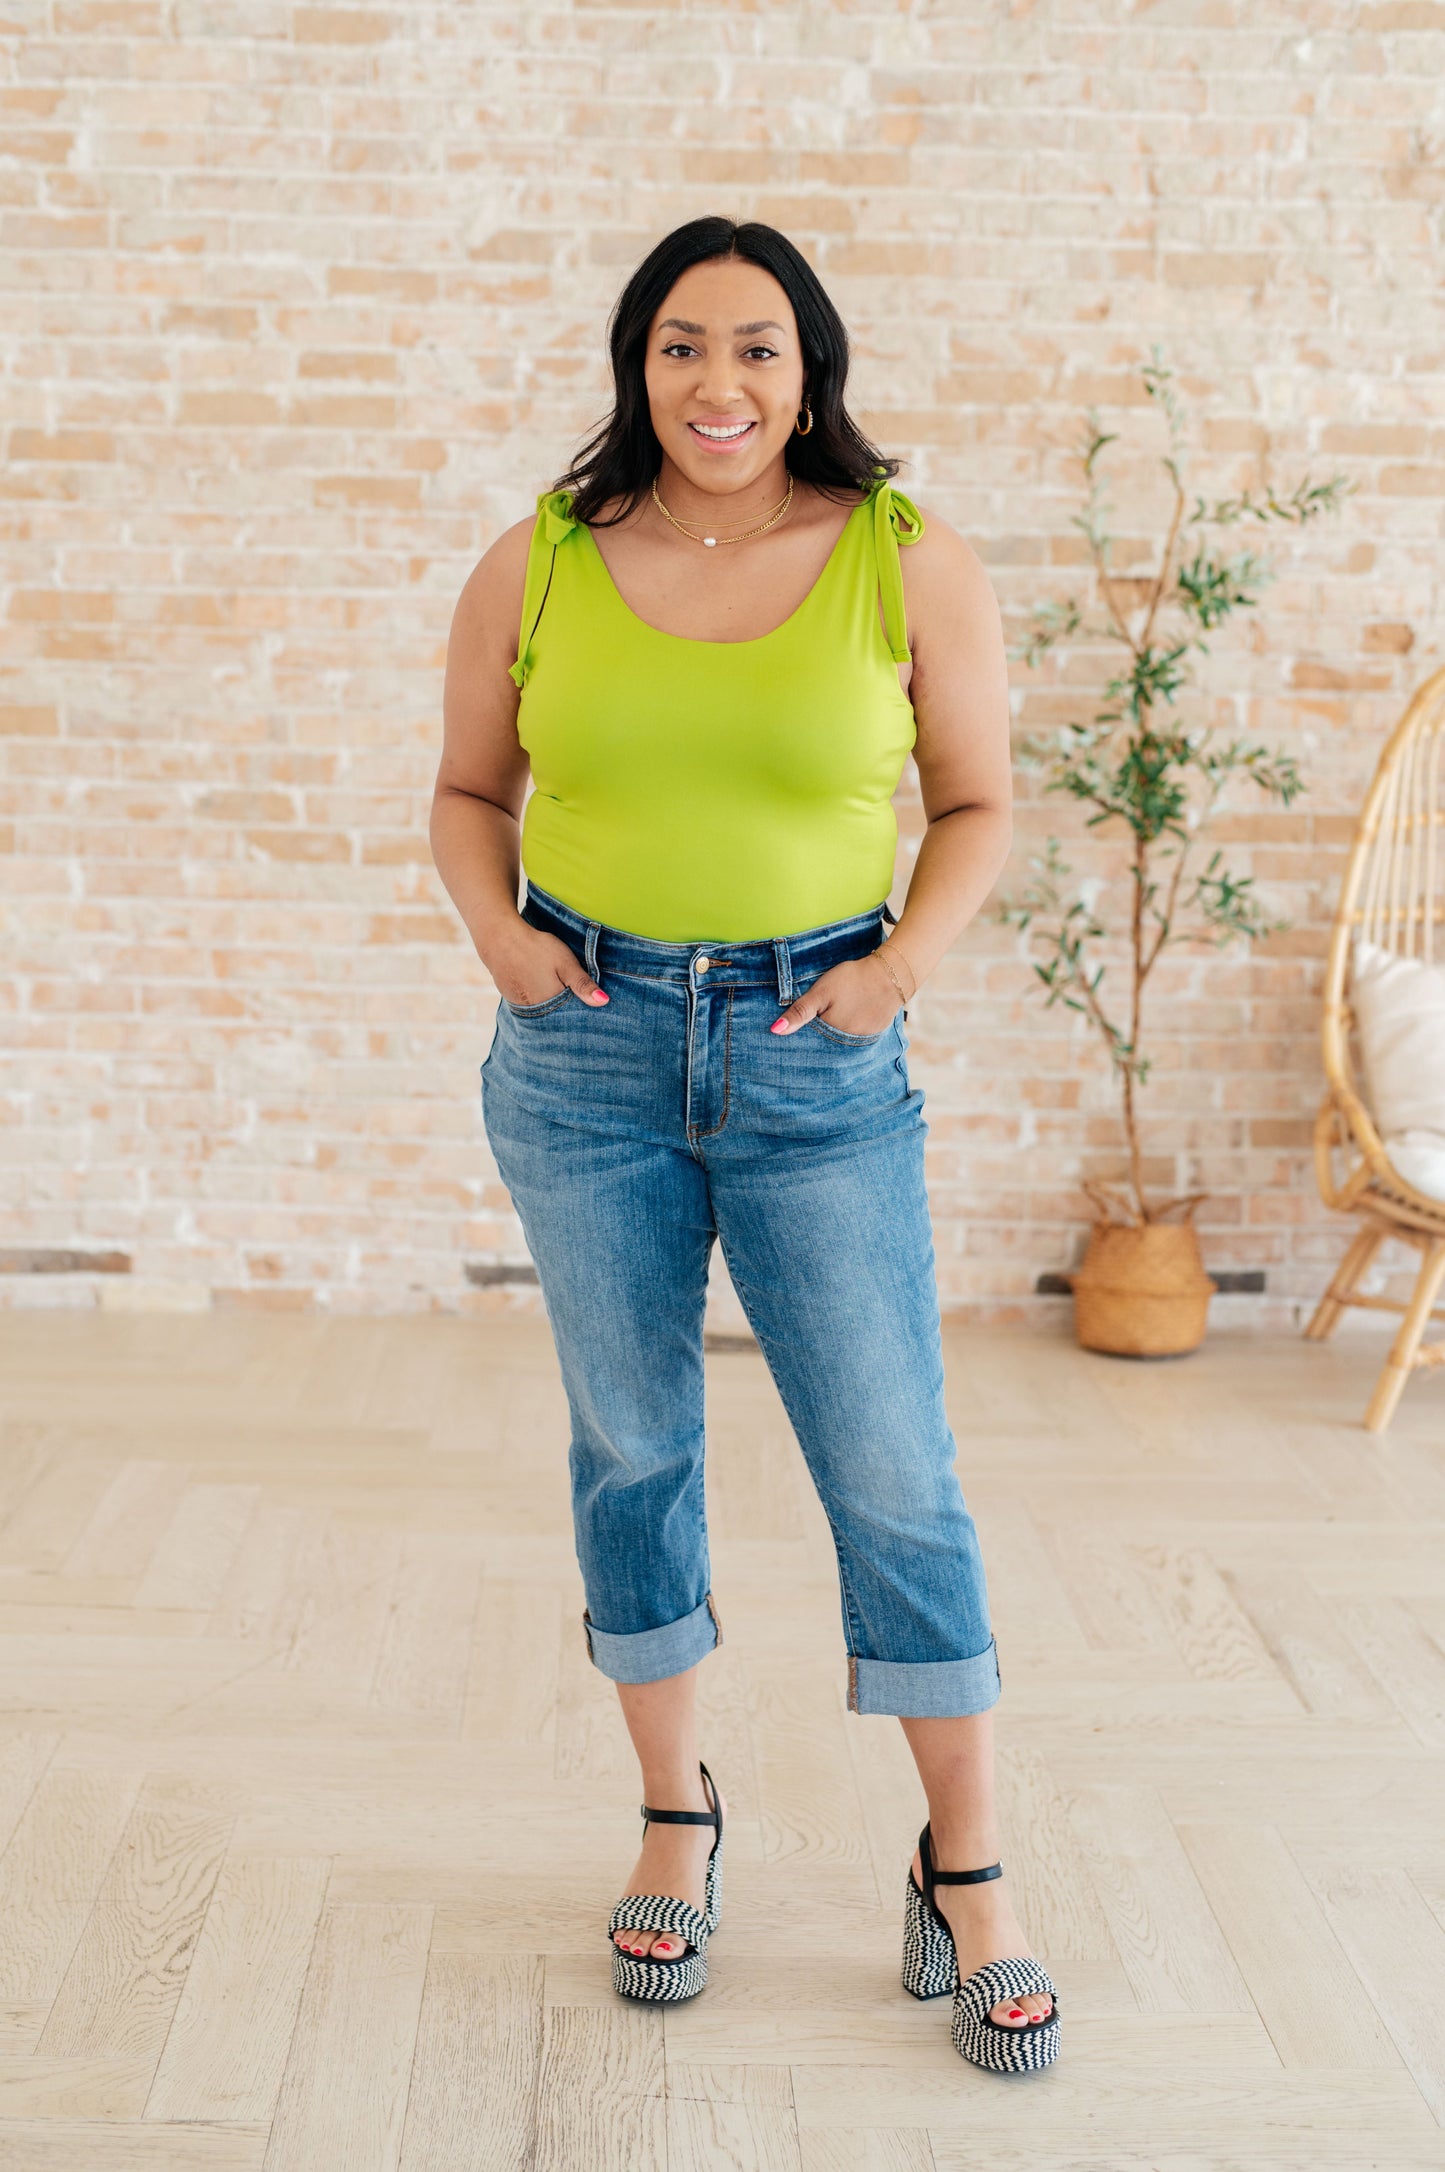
[770,954,901,1036]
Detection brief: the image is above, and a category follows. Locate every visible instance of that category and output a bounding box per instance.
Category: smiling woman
[429,217,1056,2068]
[558,216,894,533]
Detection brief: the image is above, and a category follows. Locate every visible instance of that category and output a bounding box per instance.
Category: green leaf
[1175,547,1274,629]
[1010,596,1084,669]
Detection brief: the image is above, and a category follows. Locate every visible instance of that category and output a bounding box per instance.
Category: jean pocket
[501,989,576,1019]
[808,1015,893,1047]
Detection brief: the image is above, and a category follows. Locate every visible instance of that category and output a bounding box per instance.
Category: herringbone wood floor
[0,1310,1442,2171]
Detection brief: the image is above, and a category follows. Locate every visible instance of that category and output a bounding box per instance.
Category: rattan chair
[1306,663,1445,1431]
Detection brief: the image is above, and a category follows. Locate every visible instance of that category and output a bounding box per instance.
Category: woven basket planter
[1071,1221,1217,1358]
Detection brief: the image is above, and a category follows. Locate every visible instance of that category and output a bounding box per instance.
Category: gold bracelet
[871,944,916,1007]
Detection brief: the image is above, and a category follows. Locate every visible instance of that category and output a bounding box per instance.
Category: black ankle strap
[918,1821,1002,1910]
[642,1760,722,1838]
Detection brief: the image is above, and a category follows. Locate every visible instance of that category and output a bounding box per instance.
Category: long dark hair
[557,217,899,526]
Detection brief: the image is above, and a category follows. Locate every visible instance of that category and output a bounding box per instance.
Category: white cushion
[1350,938,1445,1200]
[1384,1131,1445,1202]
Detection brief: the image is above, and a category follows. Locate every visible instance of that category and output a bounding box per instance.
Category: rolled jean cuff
[582,1592,722,1684]
[847,1633,1002,1717]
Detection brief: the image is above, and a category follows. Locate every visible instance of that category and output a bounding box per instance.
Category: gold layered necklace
[651,475,794,549]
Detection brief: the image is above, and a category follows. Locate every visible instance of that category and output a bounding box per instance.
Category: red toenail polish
[1008,2008,1023,2018]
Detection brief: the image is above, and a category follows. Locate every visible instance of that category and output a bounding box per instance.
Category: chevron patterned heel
[904,1822,1061,2073]
[609,1760,724,2006]
[702,1820,723,1930]
[901,1869,959,1998]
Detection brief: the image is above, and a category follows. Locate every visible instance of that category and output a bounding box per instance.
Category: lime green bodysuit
[508,474,924,942]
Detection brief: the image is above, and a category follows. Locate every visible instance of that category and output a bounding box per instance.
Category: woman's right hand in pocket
[489,927,609,1008]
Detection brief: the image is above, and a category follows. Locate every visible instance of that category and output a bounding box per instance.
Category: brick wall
[5,1,1442,1324]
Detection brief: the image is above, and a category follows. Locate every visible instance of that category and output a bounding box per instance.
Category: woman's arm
[430,522,609,1008]
[771,510,1012,1036]
[884,512,1014,994]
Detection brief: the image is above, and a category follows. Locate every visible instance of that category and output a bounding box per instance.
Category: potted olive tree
[1002,352,1350,1356]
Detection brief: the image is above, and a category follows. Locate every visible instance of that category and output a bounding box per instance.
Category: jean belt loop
[584,919,602,979]
[772,936,794,1007]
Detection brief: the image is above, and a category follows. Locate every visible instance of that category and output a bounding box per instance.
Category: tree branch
[1138,464,1188,653]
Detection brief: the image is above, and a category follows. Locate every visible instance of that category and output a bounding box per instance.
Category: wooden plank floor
[0,1310,1442,2171]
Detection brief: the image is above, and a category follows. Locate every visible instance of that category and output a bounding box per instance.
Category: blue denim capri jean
[480,878,1002,1720]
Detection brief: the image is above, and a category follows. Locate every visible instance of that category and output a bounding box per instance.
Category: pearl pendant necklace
[651,476,795,548]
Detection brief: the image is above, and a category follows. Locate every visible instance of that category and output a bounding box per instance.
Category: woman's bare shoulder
[447,514,538,660]
[900,501,984,568]
[899,502,999,616]
[456,513,533,608]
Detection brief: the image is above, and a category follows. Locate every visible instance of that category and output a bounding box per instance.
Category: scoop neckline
[578,494,868,649]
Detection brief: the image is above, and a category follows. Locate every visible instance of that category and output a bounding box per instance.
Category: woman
[431,218,1059,2073]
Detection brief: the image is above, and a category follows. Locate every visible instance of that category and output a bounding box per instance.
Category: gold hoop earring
[794,402,814,437]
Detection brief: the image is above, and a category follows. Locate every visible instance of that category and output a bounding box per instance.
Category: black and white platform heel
[609,1760,724,2004]
[902,1821,1061,2073]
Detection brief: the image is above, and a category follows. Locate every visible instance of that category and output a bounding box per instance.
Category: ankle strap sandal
[902,1820,1061,2073]
[609,1760,724,2005]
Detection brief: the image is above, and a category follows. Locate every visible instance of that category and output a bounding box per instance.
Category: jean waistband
[522,880,897,1002]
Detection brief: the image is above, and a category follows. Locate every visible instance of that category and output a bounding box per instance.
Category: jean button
[696,954,711,973]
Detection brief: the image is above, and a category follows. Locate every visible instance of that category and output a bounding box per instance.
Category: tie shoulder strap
[868,472,926,664]
[509,488,580,690]
[538,488,579,545]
